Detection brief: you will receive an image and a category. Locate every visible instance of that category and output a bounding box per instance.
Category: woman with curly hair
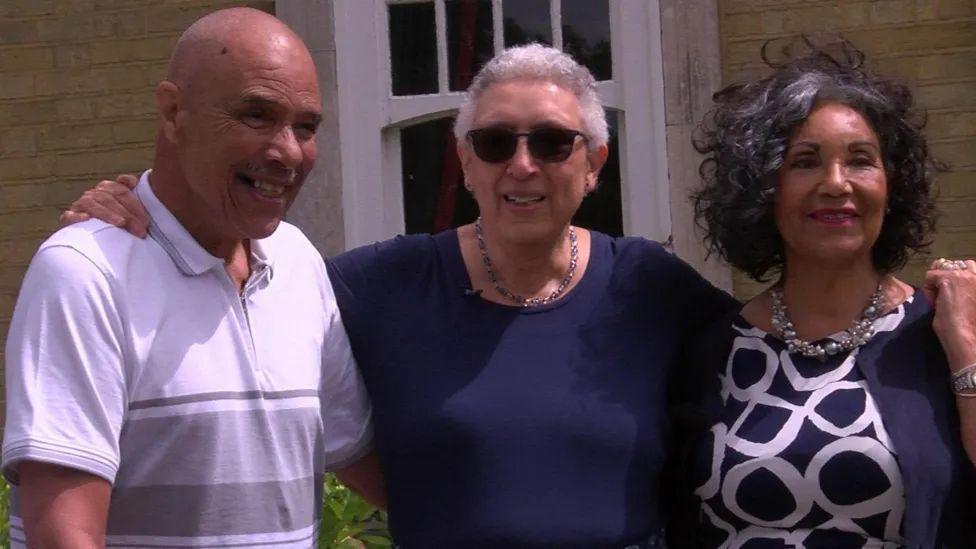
[674,45,976,547]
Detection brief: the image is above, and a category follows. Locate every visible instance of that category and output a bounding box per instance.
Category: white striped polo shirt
[2,171,373,548]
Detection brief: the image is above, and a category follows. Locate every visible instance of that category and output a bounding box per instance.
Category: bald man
[2,8,380,548]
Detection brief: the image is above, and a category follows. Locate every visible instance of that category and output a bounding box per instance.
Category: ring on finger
[935,257,968,271]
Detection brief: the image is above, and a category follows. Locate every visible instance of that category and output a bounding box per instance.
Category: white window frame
[332,0,670,248]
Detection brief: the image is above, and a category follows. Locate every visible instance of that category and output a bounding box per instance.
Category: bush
[0,476,387,549]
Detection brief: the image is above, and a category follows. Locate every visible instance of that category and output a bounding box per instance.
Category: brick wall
[0,0,273,406]
[718,0,976,299]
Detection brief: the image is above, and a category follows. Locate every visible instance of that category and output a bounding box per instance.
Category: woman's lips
[809,209,858,225]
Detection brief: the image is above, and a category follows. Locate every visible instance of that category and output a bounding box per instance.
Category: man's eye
[242,111,271,127]
[295,123,318,139]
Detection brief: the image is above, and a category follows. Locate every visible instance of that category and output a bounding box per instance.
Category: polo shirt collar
[136,171,280,278]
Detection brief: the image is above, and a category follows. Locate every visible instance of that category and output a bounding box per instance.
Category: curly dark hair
[692,40,943,282]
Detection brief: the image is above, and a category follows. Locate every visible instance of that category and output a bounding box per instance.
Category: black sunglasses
[466,127,588,164]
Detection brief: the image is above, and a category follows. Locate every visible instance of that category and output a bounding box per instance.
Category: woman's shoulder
[330,232,446,273]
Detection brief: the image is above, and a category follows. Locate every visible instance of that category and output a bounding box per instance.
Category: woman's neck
[460,222,590,304]
[776,255,889,341]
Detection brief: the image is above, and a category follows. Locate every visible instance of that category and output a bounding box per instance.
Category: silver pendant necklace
[770,281,885,361]
[473,217,578,308]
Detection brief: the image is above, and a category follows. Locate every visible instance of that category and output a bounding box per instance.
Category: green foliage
[0,479,8,548]
[0,476,388,549]
[320,474,391,549]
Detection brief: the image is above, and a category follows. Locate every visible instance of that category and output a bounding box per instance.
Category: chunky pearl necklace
[474,217,578,308]
[770,282,885,361]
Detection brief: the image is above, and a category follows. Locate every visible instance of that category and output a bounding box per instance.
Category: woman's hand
[60,174,149,238]
[924,259,976,371]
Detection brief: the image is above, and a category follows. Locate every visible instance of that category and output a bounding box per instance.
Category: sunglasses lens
[469,129,518,163]
[527,128,580,162]
[467,128,583,163]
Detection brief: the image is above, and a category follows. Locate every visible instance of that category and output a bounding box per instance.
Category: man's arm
[3,244,127,546]
[18,462,111,549]
[335,452,387,509]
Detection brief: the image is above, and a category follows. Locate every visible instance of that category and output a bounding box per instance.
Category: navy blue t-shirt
[327,229,735,549]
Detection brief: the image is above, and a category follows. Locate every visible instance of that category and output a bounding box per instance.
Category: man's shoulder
[40,219,152,270]
[260,221,327,273]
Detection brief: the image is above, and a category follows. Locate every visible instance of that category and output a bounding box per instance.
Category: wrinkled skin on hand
[60,173,149,238]
[923,259,976,371]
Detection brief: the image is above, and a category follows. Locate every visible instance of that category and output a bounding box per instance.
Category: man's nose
[267,125,303,169]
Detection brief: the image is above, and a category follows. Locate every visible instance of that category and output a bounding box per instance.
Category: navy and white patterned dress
[692,297,915,548]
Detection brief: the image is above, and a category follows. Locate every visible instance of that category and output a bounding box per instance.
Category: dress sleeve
[2,245,127,485]
[320,270,373,471]
[662,252,740,344]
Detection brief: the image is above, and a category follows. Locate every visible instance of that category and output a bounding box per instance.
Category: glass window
[389,2,438,95]
[400,111,622,237]
[446,0,495,91]
[401,118,477,234]
[562,0,612,80]
[503,0,552,47]
[573,110,621,236]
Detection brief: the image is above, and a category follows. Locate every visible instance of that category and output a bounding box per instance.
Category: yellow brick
[722,12,764,36]
[0,208,60,239]
[0,100,57,126]
[867,0,918,25]
[0,0,55,17]
[0,73,35,100]
[91,9,148,37]
[55,97,95,121]
[144,5,224,34]
[926,111,976,140]
[930,139,976,169]
[90,36,179,65]
[0,239,41,268]
[721,0,821,16]
[0,179,92,211]
[0,266,29,293]
[54,44,92,68]
[859,21,976,55]
[38,123,115,152]
[112,119,156,144]
[915,81,976,110]
[0,19,40,46]
[918,0,975,19]
[0,155,55,181]
[34,65,149,96]
[934,171,976,198]
[916,51,976,81]
[0,46,54,71]
[937,199,976,228]
[91,92,156,119]
[0,128,39,156]
[35,16,96,43]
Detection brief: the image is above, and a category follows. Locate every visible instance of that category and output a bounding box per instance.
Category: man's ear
[155,81,182,143]
[584,144,609,193]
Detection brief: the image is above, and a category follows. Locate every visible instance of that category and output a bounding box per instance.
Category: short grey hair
[453,43,608,149]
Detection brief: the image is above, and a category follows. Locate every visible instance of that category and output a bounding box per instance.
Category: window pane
[503,0,552,47]
[573,110,622,236]
[562,0,612,80]
[446,0,495,91]
[401,112,622,237]
[389,2,438,96]
[401,118,477,234]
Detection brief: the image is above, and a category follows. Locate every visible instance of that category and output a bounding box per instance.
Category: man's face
[171,35,322,243]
